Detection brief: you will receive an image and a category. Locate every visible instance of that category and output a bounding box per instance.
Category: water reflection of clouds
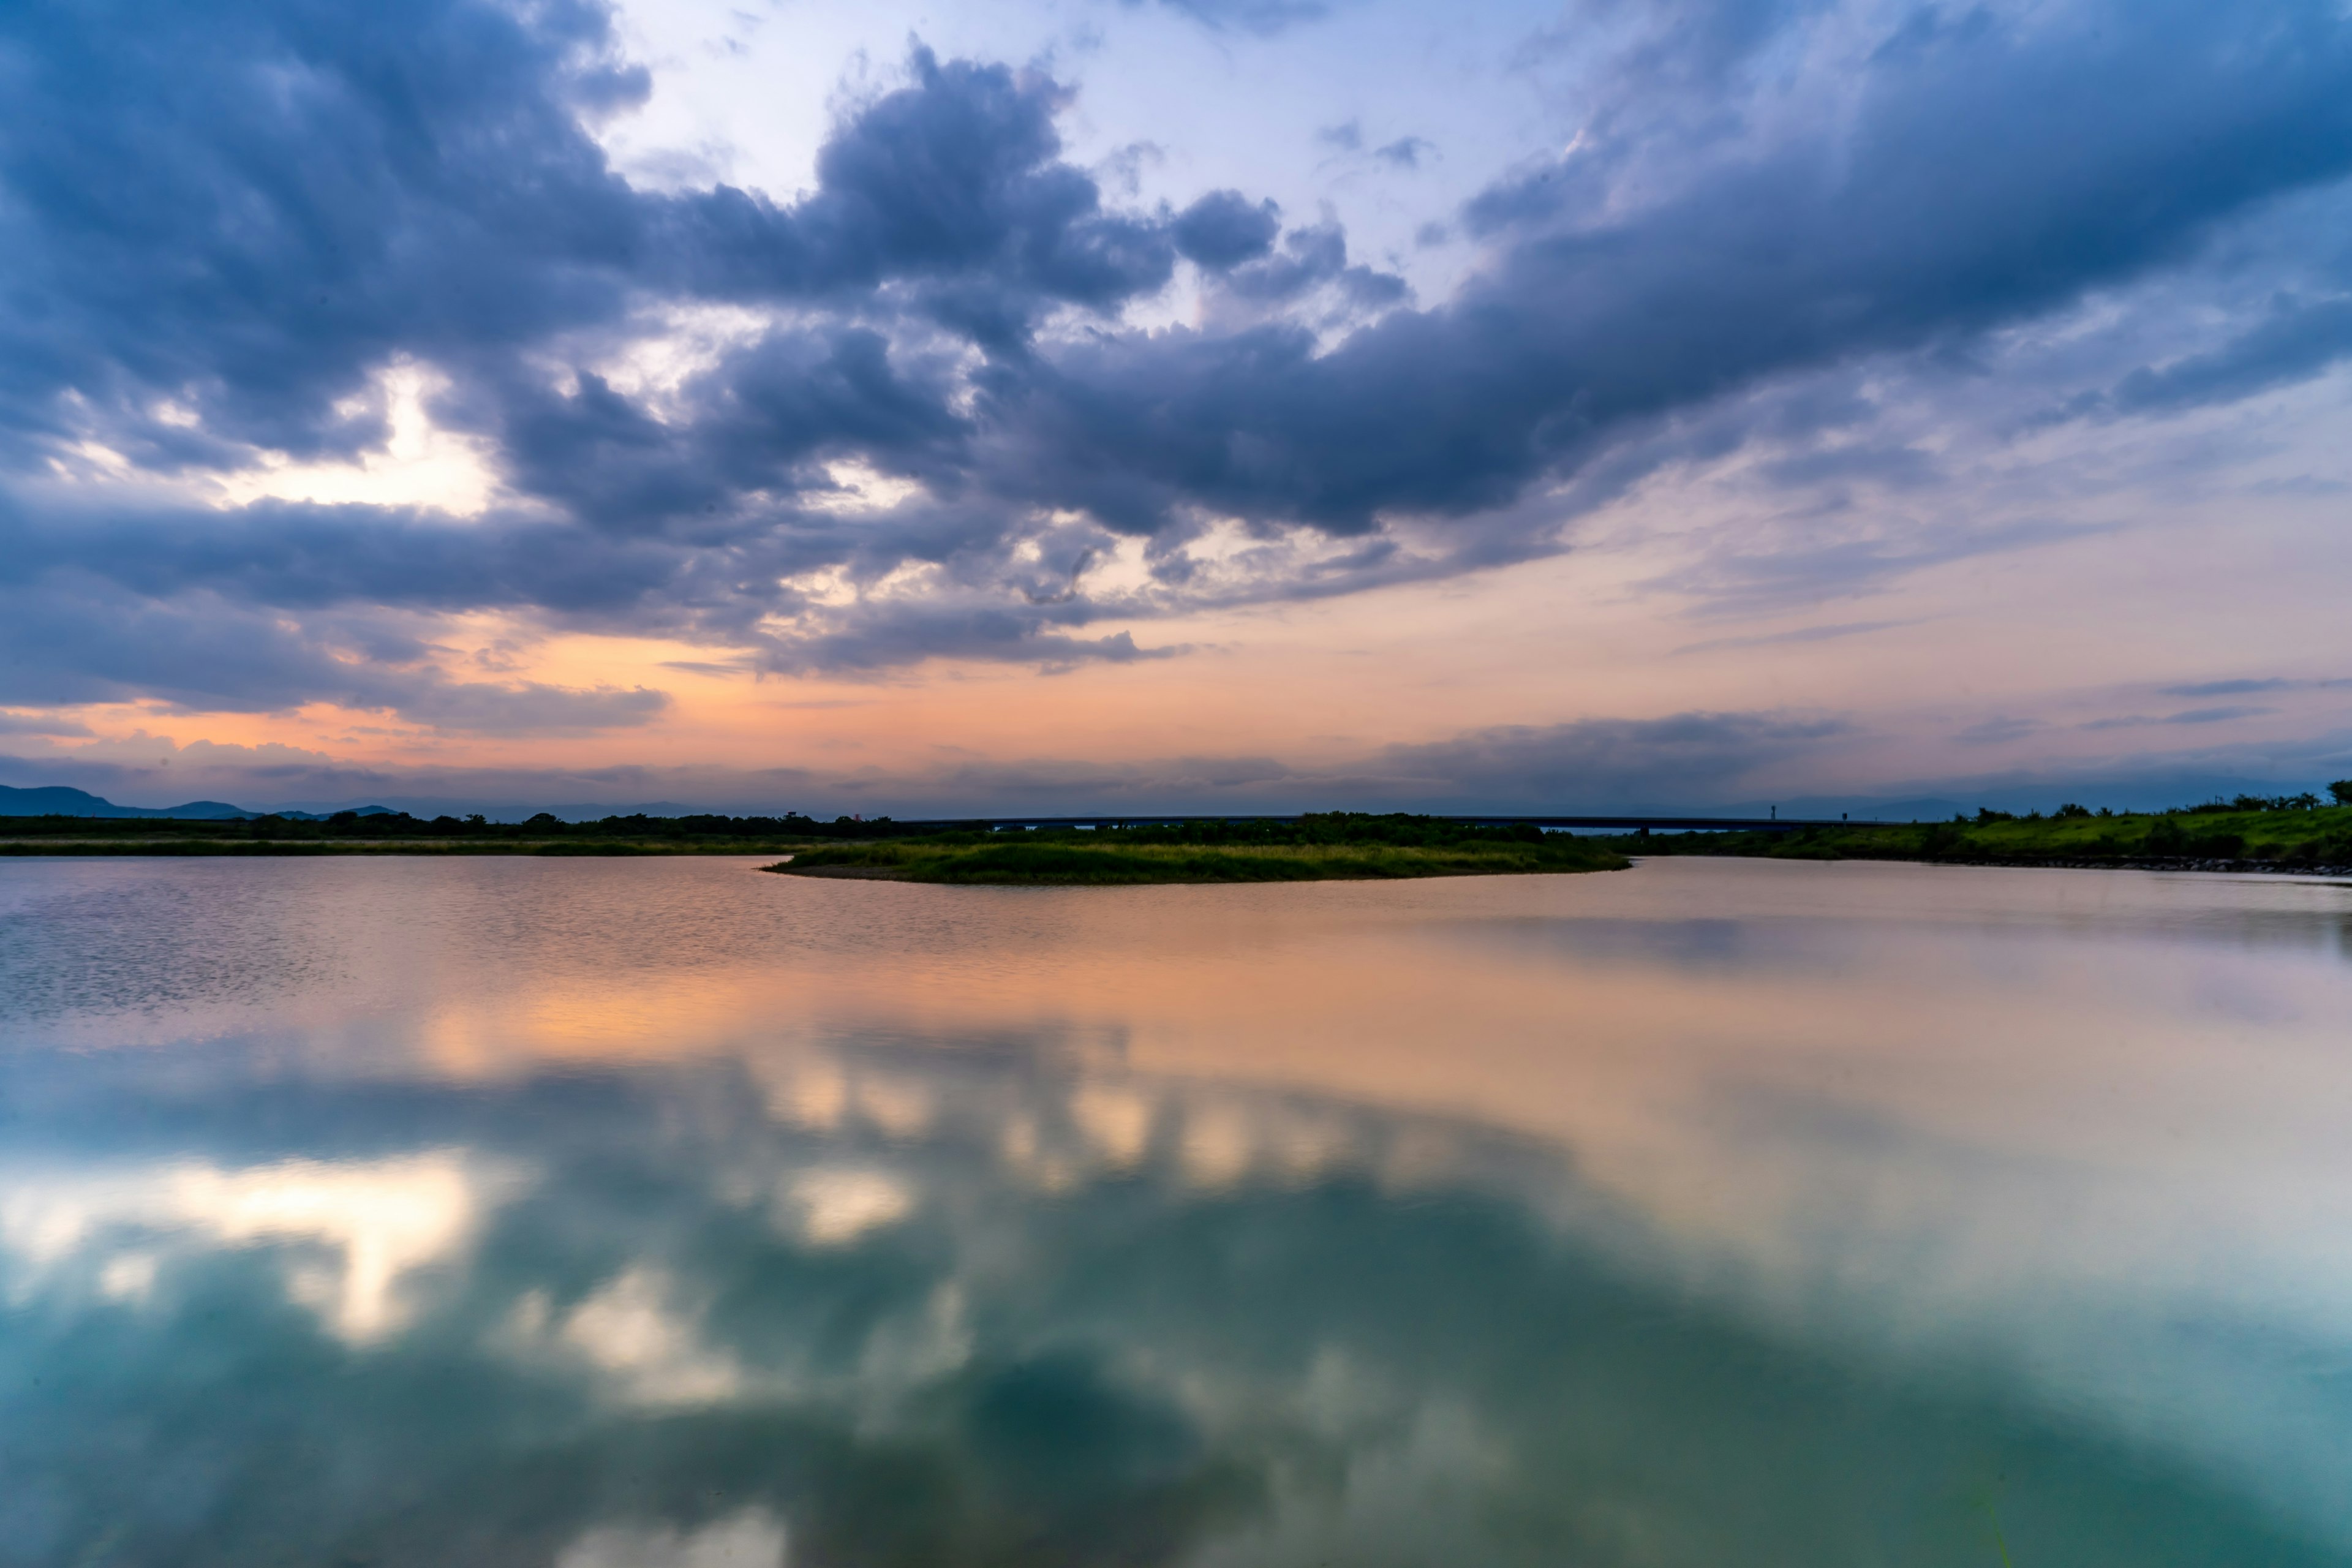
[1,1150,497,1341]
[557,1510,788,1568]
[4,1036,2337,1566]
[6,858,2352,1563]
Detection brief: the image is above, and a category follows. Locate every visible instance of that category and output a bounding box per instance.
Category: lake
[3,855,2350,1567]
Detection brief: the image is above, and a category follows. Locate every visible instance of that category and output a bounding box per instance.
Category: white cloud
[0,1151,494,1341]
[548,1268,747,1407]
[558,1509,789,1568]
[209,361,505,517]
[783,1167,915,1245]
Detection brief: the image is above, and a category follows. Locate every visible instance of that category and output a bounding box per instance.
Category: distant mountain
[0,784,254,819]
[1,785,744,824]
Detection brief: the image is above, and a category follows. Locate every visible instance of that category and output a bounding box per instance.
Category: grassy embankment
[1599,799,2352,873]
[770,816,1629,884]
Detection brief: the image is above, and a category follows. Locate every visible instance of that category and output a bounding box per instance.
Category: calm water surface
[3,856,2350,1567]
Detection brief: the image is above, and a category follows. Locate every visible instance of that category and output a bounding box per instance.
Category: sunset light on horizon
[3,0,2348,818]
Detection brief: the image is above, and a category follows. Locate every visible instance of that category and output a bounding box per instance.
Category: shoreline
[4,842,2345,878]
[761,862,1622,885]
[0,839,806,857]
[1632,851,2352,880]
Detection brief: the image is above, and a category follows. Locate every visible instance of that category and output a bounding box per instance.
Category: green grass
[769,836,1627,884]
[1601,802,2352,871]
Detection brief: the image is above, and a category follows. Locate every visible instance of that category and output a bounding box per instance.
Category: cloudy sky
[2,0,2348,815]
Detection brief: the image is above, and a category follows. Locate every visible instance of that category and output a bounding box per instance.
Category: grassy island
[1595,794,2352,874]
[767,815,1629,884]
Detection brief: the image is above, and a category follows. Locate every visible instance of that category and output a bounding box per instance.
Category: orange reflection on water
[26,854,2352,1344]
[314,858,2352,1335]
[15,852,2352,1536]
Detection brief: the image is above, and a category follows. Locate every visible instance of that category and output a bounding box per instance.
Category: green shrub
[2144,820,2243,858]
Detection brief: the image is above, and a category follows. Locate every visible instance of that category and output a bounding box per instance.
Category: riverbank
[1597,802,2352,876]
[0,838,804,856]
[0,809,912,857]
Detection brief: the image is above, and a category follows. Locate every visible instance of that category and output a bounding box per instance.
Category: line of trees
[9,791,2348,842]
[1967,786,2352,824]
[0,810,967,841]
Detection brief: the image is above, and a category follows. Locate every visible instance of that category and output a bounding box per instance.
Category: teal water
[2,856,2350,1567]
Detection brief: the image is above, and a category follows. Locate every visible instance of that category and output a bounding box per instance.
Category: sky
[1,0,2350,816]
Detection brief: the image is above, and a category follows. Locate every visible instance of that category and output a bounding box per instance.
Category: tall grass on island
[1600,786,2352,873]
[769,815,1629,884]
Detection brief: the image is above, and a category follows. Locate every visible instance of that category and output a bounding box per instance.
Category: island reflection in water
[3,856,2351,1567]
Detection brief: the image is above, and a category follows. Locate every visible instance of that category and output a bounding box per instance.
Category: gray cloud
[0,710,93,737]
[1954,716,2043,747]
[1133,0,1332,37]
[1170,190,1281,270]
[13,706,2350,820]
[0,708,1847,816]
[2159,676,2348,699]
[1,0,2349,714]
[2079,704,2278,733]
[1673,618,1918,657]
[1363,711,1850,810]
[0,575,668,731]
[2107,295,2352,415]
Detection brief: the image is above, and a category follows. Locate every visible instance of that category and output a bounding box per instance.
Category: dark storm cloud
[4,0,2352,710]
[0,6,1169,478]
[0,0,1227,708]
[1170,191,1281,270]
[1011,0,2352,533]
[0,0,649,469]
[483,324,970,534]
[651,48,1178,326]
[0,494,676,622]
[1201,221,1406,311]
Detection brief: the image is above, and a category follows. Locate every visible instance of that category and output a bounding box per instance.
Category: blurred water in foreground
[3,854,2351,1567]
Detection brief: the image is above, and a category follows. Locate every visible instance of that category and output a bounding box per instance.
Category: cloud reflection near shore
[3,858,2351,1564]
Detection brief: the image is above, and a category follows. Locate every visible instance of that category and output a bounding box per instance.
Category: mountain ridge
[0,784,254,820]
